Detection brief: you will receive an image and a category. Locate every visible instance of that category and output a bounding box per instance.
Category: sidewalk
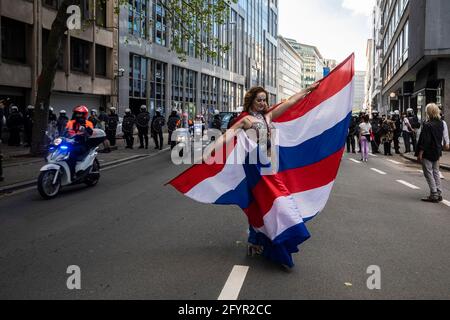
[0,134,170,193]
[401,151,450,171]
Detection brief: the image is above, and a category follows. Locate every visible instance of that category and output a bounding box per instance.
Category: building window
[42,29,65,70]
[1,17,27,64]
[149,60,167,116]
[153,0,167,46]
[128,0,148,39]
[172,66,197,116]
[95,44,107,76]
[96,0,107,27]
[129,53,148,99]
[201,74,219,116]
[71,38,91,74]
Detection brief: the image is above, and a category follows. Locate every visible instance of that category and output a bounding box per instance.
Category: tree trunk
[31,0,80,156]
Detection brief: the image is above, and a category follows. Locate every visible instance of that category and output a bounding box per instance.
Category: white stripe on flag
[218,266,249,300]
[256,182,334,240]
[274,81,354,147]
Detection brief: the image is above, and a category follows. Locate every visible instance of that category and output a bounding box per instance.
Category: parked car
[220,112,239,133]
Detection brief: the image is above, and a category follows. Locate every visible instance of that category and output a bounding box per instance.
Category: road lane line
[349,158,362,164]
[388,159,402,165]
[396,180,421,190]
[218,265,249,300]
[371,168,387,175]
[442,200,450,207]
[369,153,378,157]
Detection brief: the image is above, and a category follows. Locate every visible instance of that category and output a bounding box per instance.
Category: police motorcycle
[37,127,106,199]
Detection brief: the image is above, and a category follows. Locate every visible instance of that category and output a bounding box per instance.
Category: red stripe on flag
[244,148,345,228]
[169,138,237,194]
[274,54,354,123]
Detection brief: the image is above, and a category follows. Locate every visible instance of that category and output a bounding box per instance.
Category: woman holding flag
[169,54,355,269]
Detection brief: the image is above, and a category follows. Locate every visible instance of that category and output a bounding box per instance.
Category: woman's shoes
[247,244,264,256]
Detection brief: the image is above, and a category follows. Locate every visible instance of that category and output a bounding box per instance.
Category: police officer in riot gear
[136,105,151,149]
[370,110,382,154]
[122,108,136,149]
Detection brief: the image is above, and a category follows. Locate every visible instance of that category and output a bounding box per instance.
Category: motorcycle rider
[65,106,94,178]
[136,105,151,149]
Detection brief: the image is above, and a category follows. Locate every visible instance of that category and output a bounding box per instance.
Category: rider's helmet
[73,105,89,120]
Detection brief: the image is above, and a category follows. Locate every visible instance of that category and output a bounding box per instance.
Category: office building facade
[119,0,279,121]
[372,0,450,123]
[0,0,117,115]
[277,35,303,101]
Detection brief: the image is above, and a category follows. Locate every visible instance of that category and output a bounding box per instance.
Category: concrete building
[0,0,117,115]
[374,0,450,123]
[370,0,384,114]
[354,71,366,112]
[365,39,374,114]
[284,39,324,88]
[118,0,279,121]
[277,36,303,101]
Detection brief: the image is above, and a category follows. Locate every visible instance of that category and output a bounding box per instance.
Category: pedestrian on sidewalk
[167,109,180,146]
[380,114,395,156]
[359,115,372,162]
[393,110,402,154]
[151,110,165,150]
[105,107,119,147]
[402,112,414,153]
[136,105,151,149]
[416,103,444,203]
[7,106,23,146]
[23,105,34,148]
[346,115,358,153]
[122,108,136,149]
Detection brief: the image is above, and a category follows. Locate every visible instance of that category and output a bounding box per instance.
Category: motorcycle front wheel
[38,170,61,200]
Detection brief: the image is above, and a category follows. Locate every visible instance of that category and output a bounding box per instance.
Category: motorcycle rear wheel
[85,159,100,187]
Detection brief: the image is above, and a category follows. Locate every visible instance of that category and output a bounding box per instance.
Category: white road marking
[349,158,362,164]
[371,168,387,175]
[388,160,402,165]
[369,153,378,157]
[396,180,421,190]
[442,200,450,207]
[218,265,249,300]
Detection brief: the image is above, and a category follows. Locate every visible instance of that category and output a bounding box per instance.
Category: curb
[400,154,450,172]
[0,154,150,195]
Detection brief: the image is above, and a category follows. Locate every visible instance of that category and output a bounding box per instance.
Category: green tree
[31,0,236,155]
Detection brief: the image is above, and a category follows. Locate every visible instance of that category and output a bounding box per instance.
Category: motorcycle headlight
[53,138,63,146]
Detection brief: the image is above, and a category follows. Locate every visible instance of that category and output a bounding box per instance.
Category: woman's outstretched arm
[269,82,320,121]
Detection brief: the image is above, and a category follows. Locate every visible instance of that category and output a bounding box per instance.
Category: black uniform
[167,112,180,146]
[7,110,23,146]
[370,115,382,153]
[23,109,34,147]
[136,111,151,149]
[105,113,119,146]
[151,113,166,150]
[347,117,358,153]
[122,113,136,149]
[56,115,69,136]
[393,115,402,154]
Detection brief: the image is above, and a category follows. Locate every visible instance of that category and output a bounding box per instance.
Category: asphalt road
[0,150,449,300]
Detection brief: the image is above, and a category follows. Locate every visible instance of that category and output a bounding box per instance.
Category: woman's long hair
[243,87,269,113]
[426,103,441,121]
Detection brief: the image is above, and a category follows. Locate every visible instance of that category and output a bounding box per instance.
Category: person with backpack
[136,105,151,149]
[105,107,119,147]
[122,108,136,149]
[151,110,166,150]
[167,109,180,147]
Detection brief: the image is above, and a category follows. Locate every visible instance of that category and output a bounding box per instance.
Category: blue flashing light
[60,145,69,150]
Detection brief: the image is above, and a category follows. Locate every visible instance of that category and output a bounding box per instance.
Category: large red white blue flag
[169,54,355,267]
